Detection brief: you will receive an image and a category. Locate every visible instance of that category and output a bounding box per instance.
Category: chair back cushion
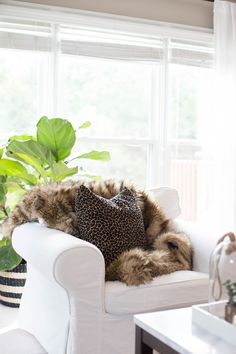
[148,187,181,220]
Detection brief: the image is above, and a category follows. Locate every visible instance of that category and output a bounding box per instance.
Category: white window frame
[0,0,213,188]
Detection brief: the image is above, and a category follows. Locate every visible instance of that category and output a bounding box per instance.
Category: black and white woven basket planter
[0,262,27,308]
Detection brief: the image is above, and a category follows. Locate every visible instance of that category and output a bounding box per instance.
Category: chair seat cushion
[105,270,208,315]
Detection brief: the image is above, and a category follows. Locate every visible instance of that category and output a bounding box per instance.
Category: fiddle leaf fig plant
[0,237,22,271]
[0,116,110,271]
[0,175,24,271]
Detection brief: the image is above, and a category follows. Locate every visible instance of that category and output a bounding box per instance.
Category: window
[0,3,214,221]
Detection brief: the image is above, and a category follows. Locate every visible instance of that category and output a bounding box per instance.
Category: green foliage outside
[224,280,236,305]
[0,116,110,271]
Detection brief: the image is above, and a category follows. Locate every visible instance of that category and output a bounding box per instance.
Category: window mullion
[146,65,159,189]
[51,23,60,116]
[78,137,154,145]
[158,38,171,187]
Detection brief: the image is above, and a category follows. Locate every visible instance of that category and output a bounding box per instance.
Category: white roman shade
[0,19,51,51]
[0,19,164,62]
[60,25,164,61]
[0,17,213,67]
[170,39,213,68]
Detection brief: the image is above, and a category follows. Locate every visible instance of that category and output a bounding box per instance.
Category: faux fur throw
[1,180,193,286]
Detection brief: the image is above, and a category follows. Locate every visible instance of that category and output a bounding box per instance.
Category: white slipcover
[10,187,219,354]
[149,187,181,219]
[0,329,47,354]
[105,271,208,315]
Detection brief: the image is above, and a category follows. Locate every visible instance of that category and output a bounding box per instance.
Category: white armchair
[11,222,219,354]
[10,189,220,354]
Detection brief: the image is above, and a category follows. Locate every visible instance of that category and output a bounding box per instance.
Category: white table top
[134,307,236,354]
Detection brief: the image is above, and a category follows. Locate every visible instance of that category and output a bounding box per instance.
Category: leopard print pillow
[75,185,146,266]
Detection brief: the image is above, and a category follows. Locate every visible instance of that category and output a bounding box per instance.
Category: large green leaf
[5,176,26,189]
[6,140,54,182]
[79,121,91,129]
[7,139,54,165]
[0,159,37,185]
[51,161,78,182]
[0,148,4,159]
[7,140,55,165]
[0,241,22,271]
[8,135,36,142]
[0,238,8,248]
[78,173,102,180]
[0,210,6,221]
[37,116,76,162]
[6,179,25,194]
[6,180,26,210]
[72,150,111,162]
[0,176,7,206]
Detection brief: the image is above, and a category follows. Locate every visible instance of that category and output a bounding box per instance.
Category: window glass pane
[169,64,198,140]
[72,143,147,187]
[168,64,214,221]
[58,55,157,138]
[0,18,214,224]
[0,48,50,136]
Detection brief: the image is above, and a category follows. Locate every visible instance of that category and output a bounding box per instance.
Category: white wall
[14,0,213,28]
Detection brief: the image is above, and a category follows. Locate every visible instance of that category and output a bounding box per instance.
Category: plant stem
[2,207,8,217]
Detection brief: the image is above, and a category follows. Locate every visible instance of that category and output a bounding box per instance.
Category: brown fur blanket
[2,180,192,285]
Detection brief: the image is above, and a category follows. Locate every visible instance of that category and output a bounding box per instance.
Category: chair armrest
[174,220,220,274]
[12,223,106,354]
[12,222,105,292]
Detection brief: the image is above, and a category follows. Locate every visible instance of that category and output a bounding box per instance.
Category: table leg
[135,326,153,354]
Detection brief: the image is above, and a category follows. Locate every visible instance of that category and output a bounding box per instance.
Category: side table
[134,307,236,354]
